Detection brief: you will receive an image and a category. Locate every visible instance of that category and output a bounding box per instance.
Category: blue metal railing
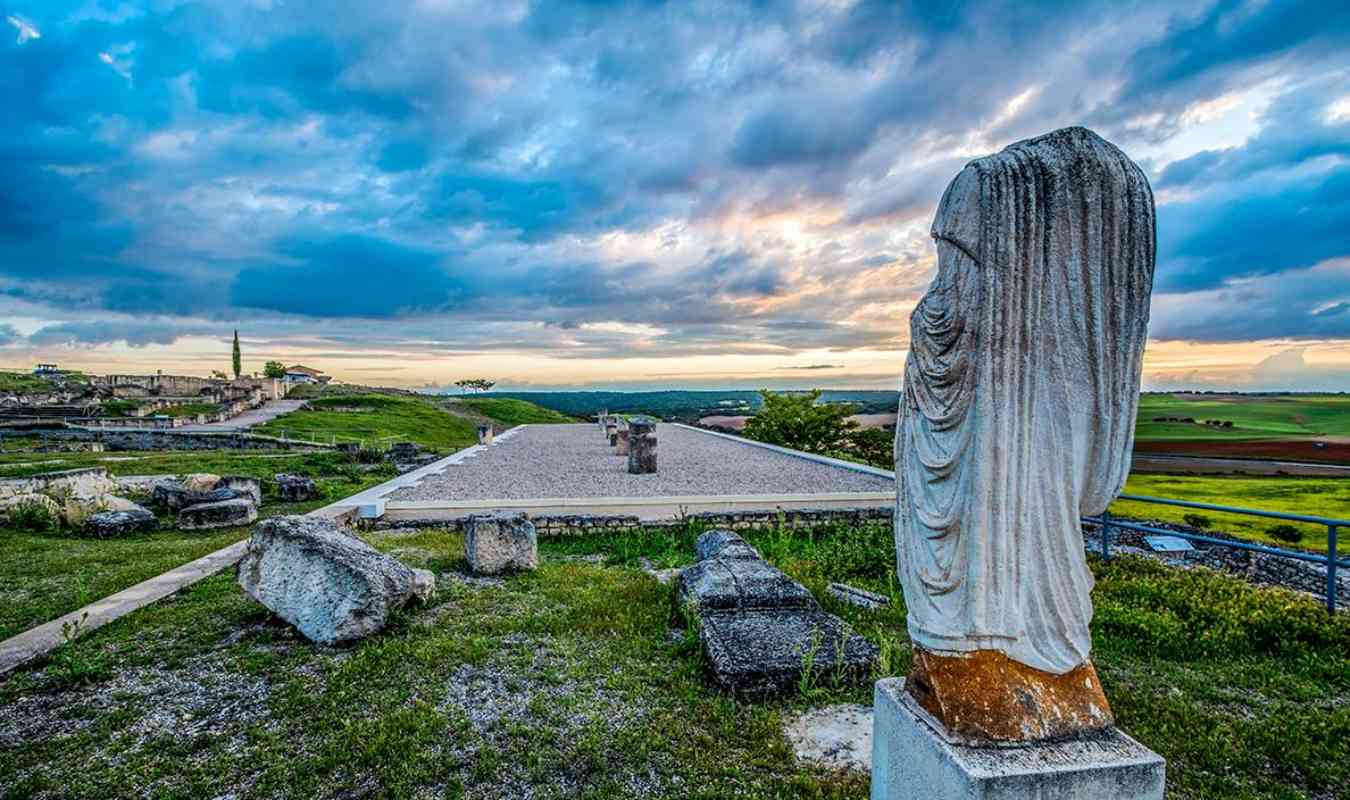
[1085,494,1350,613]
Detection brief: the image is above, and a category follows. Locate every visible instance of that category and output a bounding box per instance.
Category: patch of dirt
[0,655,272,751]
[438,636,666,799]
[1134,438,1350,465]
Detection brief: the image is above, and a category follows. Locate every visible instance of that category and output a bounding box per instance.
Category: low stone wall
[0,428,330,452]
[372,506,893,536]
[0,467,116,501]
[1085,518,1350,608]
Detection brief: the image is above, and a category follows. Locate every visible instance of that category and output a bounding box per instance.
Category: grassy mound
[257,394,478,450]
[450,397,577,426]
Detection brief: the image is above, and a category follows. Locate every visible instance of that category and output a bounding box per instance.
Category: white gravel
[389,424,894,501]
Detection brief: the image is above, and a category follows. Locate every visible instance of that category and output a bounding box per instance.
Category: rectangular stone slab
[871,678,1165,800]
[699,607,878,695]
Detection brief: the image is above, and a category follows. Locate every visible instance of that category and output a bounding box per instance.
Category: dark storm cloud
[4,0,1350,358]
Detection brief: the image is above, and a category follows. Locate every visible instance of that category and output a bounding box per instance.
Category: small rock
[828,582,892,611]
[178,498,258,530]
[464,512,538,575]
[410,568,437,603]
[275,473,319,502]
[84,507,158,538]
[182,473,222,492]
[237,515,422,644]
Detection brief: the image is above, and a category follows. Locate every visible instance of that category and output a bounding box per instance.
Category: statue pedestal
[871,679,1164,800]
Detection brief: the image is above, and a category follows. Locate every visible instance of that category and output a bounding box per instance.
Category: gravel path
[390,424,894,501]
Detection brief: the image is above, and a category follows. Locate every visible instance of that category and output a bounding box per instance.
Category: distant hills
[456,389,900,422]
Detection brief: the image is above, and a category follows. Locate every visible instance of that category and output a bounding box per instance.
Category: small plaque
[1144,535,1194,553]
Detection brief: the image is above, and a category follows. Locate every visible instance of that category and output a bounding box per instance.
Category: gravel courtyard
[389,424,895,501]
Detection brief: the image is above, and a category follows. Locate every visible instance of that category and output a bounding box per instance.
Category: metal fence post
[1328,525,1339,614]
[1101,510,1112,562]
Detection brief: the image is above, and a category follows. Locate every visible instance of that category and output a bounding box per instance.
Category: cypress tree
[232,330,242,379]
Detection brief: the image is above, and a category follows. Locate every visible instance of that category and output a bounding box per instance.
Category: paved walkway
[175,399,306,432]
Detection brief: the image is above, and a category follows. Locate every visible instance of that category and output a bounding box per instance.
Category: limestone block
[871,678,1164,800]
[237,515,420,644]
[410,567,437,603]
[464,512,537,575]
[182,473,222,492]
[84,507,158,538]
[178,498,258,530]
[0,493,61,523]
[275,473,320,502]
[218,476,262,506]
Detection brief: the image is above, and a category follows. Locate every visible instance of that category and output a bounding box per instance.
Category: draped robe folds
[895,127,1156,675]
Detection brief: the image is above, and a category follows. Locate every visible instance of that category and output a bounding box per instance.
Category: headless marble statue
[894,127,1156,742]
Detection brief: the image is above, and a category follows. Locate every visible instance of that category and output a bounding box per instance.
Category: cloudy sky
[2,0,1348,390]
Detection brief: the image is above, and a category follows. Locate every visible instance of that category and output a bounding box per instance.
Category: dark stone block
[699,607,880,695]
[678,529,878,695]
[275,473,319,502]
[83,508,158,538]
[694,529,759,561]
[678,557,817,612]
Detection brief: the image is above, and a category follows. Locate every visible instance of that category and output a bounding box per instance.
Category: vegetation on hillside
[450,397,577,426]
[2,520,1343,799]
[0,371,55,394]
[1135,393,1350,441]
[481,389,901,421]
[256,393,478,450]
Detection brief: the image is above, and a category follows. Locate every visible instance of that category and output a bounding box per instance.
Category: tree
[453,378,497,393]
[211,370,228,380]
[263,361,286,379]
[741,389,858,454]
[231,330,242,379]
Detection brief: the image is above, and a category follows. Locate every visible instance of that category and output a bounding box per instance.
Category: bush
[1182,513,1212,530]
[1266,524,1304,544]
[7,499,58,532]
[742,389,858,454]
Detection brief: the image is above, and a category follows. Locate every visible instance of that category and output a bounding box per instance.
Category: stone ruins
[877,126,1165,798]
[678,530,877,695]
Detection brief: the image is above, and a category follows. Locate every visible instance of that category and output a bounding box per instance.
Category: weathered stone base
[907,648,1112,743]
[871,678,1164,800]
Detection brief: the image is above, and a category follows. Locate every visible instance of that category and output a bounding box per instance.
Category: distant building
[283,365,329,386]
[33,363,59,375]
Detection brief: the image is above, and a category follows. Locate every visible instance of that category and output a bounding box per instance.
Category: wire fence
[1086,494,1350,613]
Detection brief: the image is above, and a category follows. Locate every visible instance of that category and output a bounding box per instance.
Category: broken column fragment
[477,425,493,446]
[677,530,877,695]
[464,511,538,575]
[628,420,656,474]
[237,515,432,645]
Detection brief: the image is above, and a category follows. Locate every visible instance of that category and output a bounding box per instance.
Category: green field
[2,524,1344,799]
[1114,474,1350,553]
[447,397,577,426]
[257,394,479,451]
[1135,393,1350,441]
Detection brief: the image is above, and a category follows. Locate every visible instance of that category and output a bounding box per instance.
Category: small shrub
[7,499,58,532]
[349,447,386,465]
[1182,513,1212,530]
[1266,524,1304,544]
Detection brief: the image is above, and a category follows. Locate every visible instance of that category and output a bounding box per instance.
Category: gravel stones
[464,512,538,575]
[275,473,319,502]
[83,507,158,538]
[178,498,258,530]
[389,423,893,502]
[680,530,878,695]
[237,515,424,644]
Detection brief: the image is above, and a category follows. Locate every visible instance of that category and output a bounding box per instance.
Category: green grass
[449,397,577,426]
[1116,473,1350,553]
[1,522,1344,799]
[0,371,55,394]
[256,393,478,451]
[1135,393,1350,441]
